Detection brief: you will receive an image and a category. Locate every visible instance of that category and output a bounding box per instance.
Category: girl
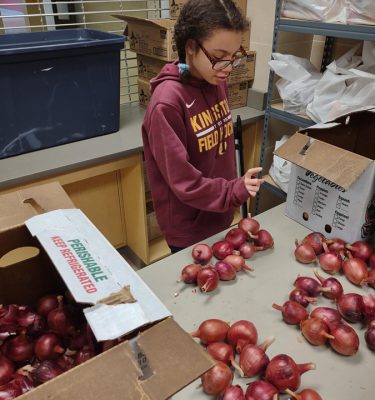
[142,0,264,253]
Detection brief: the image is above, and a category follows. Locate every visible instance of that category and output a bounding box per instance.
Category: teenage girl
[142,0,264,253]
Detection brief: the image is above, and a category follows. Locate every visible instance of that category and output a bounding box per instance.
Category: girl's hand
[244,167,264,197]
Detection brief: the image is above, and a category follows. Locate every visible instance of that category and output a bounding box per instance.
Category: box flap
[113,14,175,29]
[274,133,373,190]
[0,182,75,232]
[25,209,171,341]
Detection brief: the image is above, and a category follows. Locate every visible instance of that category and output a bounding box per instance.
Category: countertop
[0,103,264,189]
[138,203,373,399]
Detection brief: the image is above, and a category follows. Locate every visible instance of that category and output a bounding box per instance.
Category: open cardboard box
[274,109,375,243]
[0,182,214,399]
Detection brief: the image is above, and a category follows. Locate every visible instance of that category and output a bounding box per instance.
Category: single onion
[326,238,346,253]
[192,243,213,265]
[222,385,245,400]
[35,333,65,361]
[31,360,64,385]
[225,228,247,249]
[253,229,274,250]
[294,276,331,297]
[74,345,96,365]
[56,354,75,371]
[239,336,275,377]
[313,269,343,300]
[302,232,326,255]
[336,293,364,323]
[285,388,322,400]
[362,294,375,323]
[206,342,243,377]
[1,333,34,363]
[329,323,359,356]
[226,320,258,354]
[346,240,373,262]
[365,325,375,351]
[214,261,237,281]
[310,307,342,329]
[294,240,316,264]
[47,302,76,336]
[265,354,315,392]
[238,242,260,259]
[197,267,220,292]
[0,355,14,386]
[212,241,234,260]
[36,294,60,317]
[272,301,308,325]
[289,289,317,308]
[318,242,342,274]
[245,380,278,400]
[223,254,254,273]
[201,361,233,396]
[191,319,230,345]
[300,318,334,346]
[180,263,202,284]
[238,215,260,236]
[342,254,371,286]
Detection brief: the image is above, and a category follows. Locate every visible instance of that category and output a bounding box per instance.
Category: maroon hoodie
[142,62,249,248]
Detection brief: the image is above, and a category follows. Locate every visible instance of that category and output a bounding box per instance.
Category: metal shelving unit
[255,0,375,214]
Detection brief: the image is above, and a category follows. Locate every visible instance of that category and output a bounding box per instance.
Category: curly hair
[174,0,248,66]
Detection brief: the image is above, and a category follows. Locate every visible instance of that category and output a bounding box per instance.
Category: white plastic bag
[281,0,346,23]
[269,135,292,194]
[347,0,375,25]
[268,53,321,114]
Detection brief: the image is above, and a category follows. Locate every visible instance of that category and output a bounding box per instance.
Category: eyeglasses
[197,42,248,71]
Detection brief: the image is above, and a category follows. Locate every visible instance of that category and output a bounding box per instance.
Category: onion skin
[289,289,316,308]
[180,263,202,284]
[226,320,258,354]
[253,229,274,250]
[302,232,326,255]
[221,385,245,400]
[318,242,342,274]
[239,242,260,259]
[201,361,233,396]
[191,243,213,265]
[300,318,335,346]
[342,255,370,286]
[285,388,322,400]
[191,319,230,345]
[336,293,364,323]
[36,295,60,317]
[238,215,260,236]
[34,333,65,361]
[294,240,316,264]
[369,254,375,269]
[362,294,375,324]
[214,261,237,281]
[225,228,247,249]
[212,241,234,260]
[196,267,220,293]
[245,380,278,400]
[2,333,34,363]
[365,325,375,351]
[313,269,343,300]
[31,360,64,385]
[326,238,346,253]
[310,307,343,330]
[0,355,14,386]
[206,342,243,377]
[294,276,330,297]
[272,301,308,325]
[346,240,373,262]
[329,324,359,356]
[223,254,254,272]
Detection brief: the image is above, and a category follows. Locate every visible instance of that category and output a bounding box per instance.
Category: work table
[138,203,373,399]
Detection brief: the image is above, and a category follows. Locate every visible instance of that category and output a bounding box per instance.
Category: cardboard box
[228,51,256,85]
[228,81,248,109]
[137,54,167,81]
[138,77,152,108]
[274,110,375,243]
[170,0,247,19]
[115,15,177,61]
[0,182,214,399]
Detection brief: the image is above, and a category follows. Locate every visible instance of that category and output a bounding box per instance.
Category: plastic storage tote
[0,29,125,159]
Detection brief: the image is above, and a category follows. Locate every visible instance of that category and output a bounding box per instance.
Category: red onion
[285,388,322,400]
[0,325,18,341]
[191,319,230,345]
[310,307,343,329]
[238,215,260,236]
[329,323,359,356]
[36,294,60,317]
[180,263,202,284]
[300,317,334,346]
[12,372,35,394]
[253,229,274,250]
[326,238,346,253]
[265,354,315,392]
[223,254,254,272]
[206,342,243,377]
[31,360,64,385]
[212,241,234,260]
[289,289,317,308]
[369,253,375,269]
[16,306,38,329]
[294,240,316,264]
[74,345,95,365]
[201,361,233,396]
[245,380,278,400]
[346,240,373,262]
[0,382,23,400]
[214,261,237,281]
[369,269,375,289]
[302,232,326,255]
[342,254,371,286]
[47,302,76,336]
[336,293,364,323]
[365,325,375,351]
[0,355,14,386]
[197,267,220,292]
[68,325,91,351]
[313,269,343,300]
[226,320,258,354]
[56,354,75,371]
[35,333,65,361]
[191,243,213,265]
[238,242,260,259]
[0,305,18,324]
[1,333,34,363]
[239,336,275,377]
[225,228,247,249]
[221,385,245,400]
[362,294,375,323]
[318,242,342,274]
[294,276,331,297]
[272,301,308,325]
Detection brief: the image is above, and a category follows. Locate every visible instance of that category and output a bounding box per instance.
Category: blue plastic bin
[0,29,125,159]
